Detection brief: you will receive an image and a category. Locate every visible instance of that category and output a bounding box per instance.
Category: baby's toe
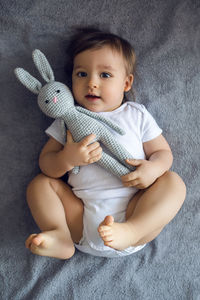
[25,234,37,248]
[99,228,112,237]
[104,241,114,248]
[102,235,113,242]
[98,225,106,232]
[30,242,37,253]
[32,234,44,246]
[98,225,111,233]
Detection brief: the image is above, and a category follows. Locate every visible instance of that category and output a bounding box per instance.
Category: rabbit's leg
[97,151,131,177]
[100,133,135,171]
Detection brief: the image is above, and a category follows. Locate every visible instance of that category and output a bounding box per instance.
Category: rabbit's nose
[53,97,57,103]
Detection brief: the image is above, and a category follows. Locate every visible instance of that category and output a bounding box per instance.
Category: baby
[25,28,186,258]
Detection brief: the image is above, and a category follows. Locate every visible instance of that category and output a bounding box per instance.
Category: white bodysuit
[45,102,162,257]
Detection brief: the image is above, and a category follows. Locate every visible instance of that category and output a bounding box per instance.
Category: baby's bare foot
[98,215,137,251]
[25,229,75,259]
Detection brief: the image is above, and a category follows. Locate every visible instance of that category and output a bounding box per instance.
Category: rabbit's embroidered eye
[45,100,49,104]
[56,90,60,93]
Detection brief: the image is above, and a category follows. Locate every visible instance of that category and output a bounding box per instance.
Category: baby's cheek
[105,86,119,99]
[72,84,81,101]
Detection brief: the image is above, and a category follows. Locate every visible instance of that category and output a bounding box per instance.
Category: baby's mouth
[85,94,101,101]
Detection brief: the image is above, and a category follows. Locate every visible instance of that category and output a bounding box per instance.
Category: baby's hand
[121,159,159,189]
[63,130,102,169]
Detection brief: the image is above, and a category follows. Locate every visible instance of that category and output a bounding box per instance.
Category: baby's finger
[123,179,139,187]
[121,171,138,183]
[66,130,74,143]
[89,146,102,157]
[80,134,96,147]
[87,141,101,152]
[88,153,102,164]
[125,159,142,167]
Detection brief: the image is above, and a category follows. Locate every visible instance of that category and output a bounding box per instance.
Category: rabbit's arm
[76,106,125,135]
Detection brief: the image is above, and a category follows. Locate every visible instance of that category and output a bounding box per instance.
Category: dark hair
[66,27,136,101]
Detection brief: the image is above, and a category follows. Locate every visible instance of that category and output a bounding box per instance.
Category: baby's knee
[166,171,186,188]
[27,173,47,189]
[163,171,186,201]
[26,173,50,200]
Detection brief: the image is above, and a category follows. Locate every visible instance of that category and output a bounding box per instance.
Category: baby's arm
[121,134,173,189]
[39,137,71,178]
[39,131,102,178]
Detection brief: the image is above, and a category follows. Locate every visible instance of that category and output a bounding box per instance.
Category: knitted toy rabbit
[14,49,135,177]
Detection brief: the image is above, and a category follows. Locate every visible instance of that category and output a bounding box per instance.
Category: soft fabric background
[0,0,199,299]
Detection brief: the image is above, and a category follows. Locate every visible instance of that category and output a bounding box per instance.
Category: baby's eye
[56,90,60,93]
[100,72,111,78]
[77,72,87,77]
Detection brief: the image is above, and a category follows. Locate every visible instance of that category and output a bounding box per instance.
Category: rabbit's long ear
[14,68,42,95]
[32,49,55,83]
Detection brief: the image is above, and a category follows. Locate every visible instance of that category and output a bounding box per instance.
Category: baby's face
[72,46,133,112]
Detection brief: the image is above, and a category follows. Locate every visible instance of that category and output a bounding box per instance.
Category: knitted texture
[14,49,135,177]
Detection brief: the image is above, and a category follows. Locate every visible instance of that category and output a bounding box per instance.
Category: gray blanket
[0,0,199,299]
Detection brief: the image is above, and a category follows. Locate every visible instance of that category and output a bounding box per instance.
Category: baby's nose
[88,82,99,89]
[53,97,57,103]
[88,77,99,88]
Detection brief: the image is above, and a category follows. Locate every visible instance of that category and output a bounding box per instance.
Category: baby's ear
[124,74,134,92]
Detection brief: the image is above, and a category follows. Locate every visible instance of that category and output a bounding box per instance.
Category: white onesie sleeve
[139,105,162,142]
[45,119,66,145]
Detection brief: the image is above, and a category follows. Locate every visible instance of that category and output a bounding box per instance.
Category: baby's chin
[81,102,104,112]
[75,97,121,113]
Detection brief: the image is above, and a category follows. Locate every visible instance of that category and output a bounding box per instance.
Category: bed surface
[0,0,200,299]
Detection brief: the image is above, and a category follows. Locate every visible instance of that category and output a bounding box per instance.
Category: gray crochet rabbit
[14,49,135,177]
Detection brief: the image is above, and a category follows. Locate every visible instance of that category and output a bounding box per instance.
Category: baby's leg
[98,171,186,250]
[25,173,83,259]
